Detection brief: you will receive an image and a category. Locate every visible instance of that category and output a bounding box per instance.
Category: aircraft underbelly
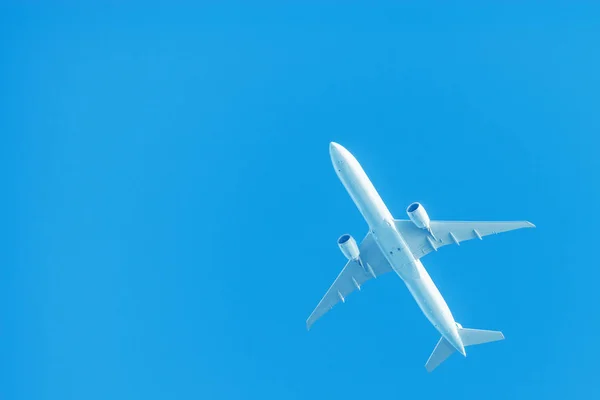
[310,142,525,370]
[370,220,418,280]
[405,262,458,341]
[368,219,463,354]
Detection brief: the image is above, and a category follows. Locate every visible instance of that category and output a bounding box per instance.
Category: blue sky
[3,3,600,399]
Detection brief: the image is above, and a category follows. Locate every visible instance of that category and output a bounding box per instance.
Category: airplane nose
[329,141,341,155]
[329,142,342,161]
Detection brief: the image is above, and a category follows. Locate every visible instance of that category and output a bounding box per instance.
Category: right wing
[394,219,535,259]
[306,232,392,330]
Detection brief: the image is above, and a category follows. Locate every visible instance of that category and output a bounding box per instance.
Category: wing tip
[526,221,536,228]
[306,318,314,331]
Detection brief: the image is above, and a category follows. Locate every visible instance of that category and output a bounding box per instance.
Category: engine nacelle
[337,234,360,261]
[406,202,431,230]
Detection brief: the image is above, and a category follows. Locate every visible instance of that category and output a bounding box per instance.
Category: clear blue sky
[3,3,600,399]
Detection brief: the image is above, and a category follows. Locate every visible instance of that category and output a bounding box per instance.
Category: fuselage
[329,142,466,356]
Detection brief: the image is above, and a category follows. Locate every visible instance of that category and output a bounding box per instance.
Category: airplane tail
[425,326,504,372]
[458,327,504,347]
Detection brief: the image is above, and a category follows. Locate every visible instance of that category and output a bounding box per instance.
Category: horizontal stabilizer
[458,327,504,347]
[425,336,455,373]
[425,327,505,372]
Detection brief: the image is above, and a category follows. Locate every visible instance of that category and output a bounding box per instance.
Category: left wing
[306,232,392,330]
[394,219,535,260]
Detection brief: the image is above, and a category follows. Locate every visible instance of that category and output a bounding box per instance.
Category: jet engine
[337,234,360,261]
[406,202,431,230]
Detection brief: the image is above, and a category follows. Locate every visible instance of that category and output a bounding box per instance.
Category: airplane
[307,142,535,372]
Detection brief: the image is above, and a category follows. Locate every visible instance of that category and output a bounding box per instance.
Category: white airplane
[307,142,535,372]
